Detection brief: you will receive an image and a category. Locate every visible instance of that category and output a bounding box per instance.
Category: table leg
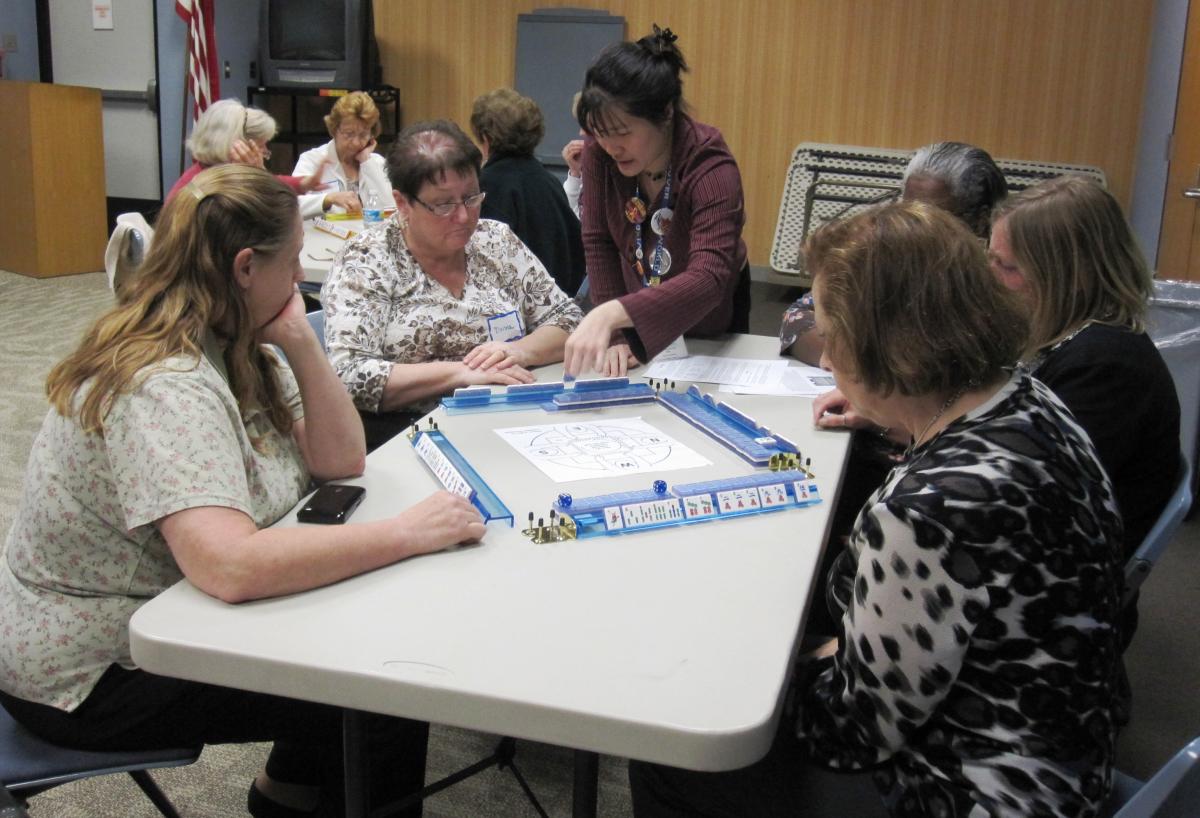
[343,709,368,818]
[572,749,599,818]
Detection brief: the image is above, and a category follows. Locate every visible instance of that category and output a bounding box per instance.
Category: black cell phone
[297,484,366,524]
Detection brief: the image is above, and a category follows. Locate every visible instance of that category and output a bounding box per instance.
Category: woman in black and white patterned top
[630,202,1122,818]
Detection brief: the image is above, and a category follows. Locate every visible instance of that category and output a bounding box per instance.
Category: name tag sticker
[487,310,524,342]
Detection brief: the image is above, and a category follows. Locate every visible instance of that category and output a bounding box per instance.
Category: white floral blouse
[322,218,583,413]
[0,343,308,711]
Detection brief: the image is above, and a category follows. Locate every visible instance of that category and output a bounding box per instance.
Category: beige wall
[376,0,1155,267]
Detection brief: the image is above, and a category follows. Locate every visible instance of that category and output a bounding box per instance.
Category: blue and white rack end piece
[408,426,513,526]
[656,385,800,466]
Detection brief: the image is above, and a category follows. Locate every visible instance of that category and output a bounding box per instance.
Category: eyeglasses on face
[336,128,373,142]
[411,191,487,217]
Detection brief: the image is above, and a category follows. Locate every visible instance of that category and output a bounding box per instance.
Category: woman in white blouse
[293,90,394,218]
[322,119,582,449]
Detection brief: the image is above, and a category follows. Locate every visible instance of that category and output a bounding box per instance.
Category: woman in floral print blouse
[322,119,582,448]
[0,165,482,817]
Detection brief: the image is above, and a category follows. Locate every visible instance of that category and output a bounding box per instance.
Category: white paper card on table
[721,365,838,397]
[644,355,788,387]
[650,335,689,363]
[494,417,710,483]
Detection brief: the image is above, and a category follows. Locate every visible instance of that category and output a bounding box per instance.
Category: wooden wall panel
[375,1,1155,268]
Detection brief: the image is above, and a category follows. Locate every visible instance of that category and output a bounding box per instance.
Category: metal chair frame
[768,142,1108,287]
[1123,453,1193,607]
[1111,735,1200,817]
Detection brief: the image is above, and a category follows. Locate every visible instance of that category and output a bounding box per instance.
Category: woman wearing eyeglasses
[322,120,583,449]
[293,90,395,218]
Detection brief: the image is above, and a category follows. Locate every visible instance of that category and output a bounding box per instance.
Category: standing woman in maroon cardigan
[562,25,750,377]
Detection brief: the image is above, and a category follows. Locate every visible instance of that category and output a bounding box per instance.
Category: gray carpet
[2,272,1198,816]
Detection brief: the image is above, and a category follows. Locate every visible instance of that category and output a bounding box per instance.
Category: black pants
[0,664,427,817]
[628,725,889,818]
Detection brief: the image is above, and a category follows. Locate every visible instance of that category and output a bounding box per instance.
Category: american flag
[176,0,219,123]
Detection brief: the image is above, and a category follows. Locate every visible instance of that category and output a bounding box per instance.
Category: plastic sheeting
[1149,280,1200,350]
[1149,279,1200,478]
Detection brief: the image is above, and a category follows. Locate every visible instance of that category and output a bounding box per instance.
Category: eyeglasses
[411,191,487,217]
[336,128,373,142]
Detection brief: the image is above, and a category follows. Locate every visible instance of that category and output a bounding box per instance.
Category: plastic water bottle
[362,189,382,225]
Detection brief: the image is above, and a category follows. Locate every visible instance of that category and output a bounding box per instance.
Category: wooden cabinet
[0,81,107,277]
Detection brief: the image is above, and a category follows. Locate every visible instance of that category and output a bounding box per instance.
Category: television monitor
[258,0,380,89]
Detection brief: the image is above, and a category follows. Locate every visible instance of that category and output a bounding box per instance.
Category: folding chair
[767,142,1108,287]
[103,212,154,293]
[0,708,199,818]
[1123,453,1193,607]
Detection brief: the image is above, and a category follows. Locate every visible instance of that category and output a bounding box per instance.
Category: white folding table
[130,334,851,817]
[301,216,364,287]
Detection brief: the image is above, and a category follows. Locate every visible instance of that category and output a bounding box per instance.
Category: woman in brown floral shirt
[322,119,582,447]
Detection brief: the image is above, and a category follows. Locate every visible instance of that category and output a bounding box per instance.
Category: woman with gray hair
[166,98,329,202]
[902,141,1008,239]
[780,141,1007,366]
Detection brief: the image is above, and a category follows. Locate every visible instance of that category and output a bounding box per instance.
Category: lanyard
[632,168,673,287]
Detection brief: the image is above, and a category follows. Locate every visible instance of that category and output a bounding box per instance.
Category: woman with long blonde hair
[0,165,482,817]
[989,176,1178,564]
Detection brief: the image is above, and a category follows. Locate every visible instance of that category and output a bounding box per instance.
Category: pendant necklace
[628,167,673,287]
[905,382,972,460]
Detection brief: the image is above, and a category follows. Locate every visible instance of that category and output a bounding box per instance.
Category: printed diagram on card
[494,417,709,482]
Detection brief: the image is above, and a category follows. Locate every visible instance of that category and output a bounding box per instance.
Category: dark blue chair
[1123,453,1193,607]
[306,308,326,352]
[1,707,199,818]
[1110,735,1200,817]
[1,784,29,818]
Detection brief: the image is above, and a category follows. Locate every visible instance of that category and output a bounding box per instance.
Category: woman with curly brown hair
[631,202,1122,818]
